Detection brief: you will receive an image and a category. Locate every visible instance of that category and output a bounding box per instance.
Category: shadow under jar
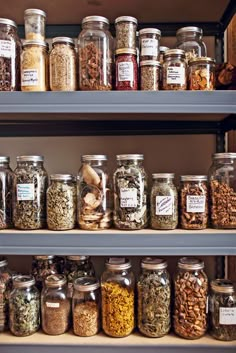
[162,49,187,90]
[0,156,14,229]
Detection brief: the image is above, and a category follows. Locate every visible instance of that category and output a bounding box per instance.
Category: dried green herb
[0,258,12,332]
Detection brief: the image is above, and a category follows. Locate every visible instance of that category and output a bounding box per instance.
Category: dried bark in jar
[115,16,137,50]
[162,49,187,90]
[115,49,138,90]
[140,60,161,91]
[189,57,215,90]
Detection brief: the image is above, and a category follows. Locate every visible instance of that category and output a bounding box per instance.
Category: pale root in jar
[189,57,215,91]
[115,16,137,50]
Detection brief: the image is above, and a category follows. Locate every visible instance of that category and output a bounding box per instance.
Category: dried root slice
[82,164,100,186]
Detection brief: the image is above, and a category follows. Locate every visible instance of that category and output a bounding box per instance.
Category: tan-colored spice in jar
[140,60,161,90]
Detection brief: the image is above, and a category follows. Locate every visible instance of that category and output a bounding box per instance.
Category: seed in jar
[73,301,99,336]
[42,298,70,335]
[140,62,160,91]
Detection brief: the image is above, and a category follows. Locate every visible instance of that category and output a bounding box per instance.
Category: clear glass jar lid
[17,155,44,162]
[45,274,67,288]
[139,28,161,36]
[0,258,8,268]
[67,255,89,261]
[0,156,9,163]
[181,175,207,181]
[81,155,107,161]
[152,173,174,179]
[164,49,185,58]
[22,40,47,48]
[50,174,73,181]
[0,18,17,28]
[74,276,99,291]
[116,154,143,160]
[213,153,236,159]
[13,275,35,288]
[178,257,204,270]
[189,57,216,65]
[52,37,75,46]
[34,255,55,260]
[82,15,109,25]
[105,257,131,270]
[176,26,203,36]
[141,257,167,270]
[211,279,235,294]
[140,60,161,67]
[115,16,138,25]
[115,48,137,55]
[24,8,46,17]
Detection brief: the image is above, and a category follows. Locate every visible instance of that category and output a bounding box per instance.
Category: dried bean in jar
[115,49,138,90]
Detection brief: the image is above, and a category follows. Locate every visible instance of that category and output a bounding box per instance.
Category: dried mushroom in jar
[189,57,215,90]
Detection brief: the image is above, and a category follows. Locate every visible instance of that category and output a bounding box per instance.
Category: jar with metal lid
[0,156,14,229]
[47,174,76,231]
[140,60,161,91]
[101,258,135,337]
[31,255,58,290]
[180,175,208,230]
[115,16,138,50]
[41,274,70,335]
[137,258,171,338]
[0,257,12,332]
[9,275,40,337]
[159,46,169,64]
[163,49,187,90]
[13,155,48,230]
[139,28,161,61]
[73,277,100,336]
[49,37,77,91]
[189,57,216,90]
[176,26,207,62]
[209,153,236,229]
[115,49,138,90]
[151,173,178,230]
[78,16,113,91]
[113,154,148,230]
[209,279,236,341]
[0,18,21,91]
[24,8,46,40]
[173,257,208,339]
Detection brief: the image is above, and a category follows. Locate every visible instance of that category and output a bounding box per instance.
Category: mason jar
[13,155,48,230]
[162,49,187,90]
[24,8,46,40]
[115,16,138,50]
[31,255,58,290]
[115,49,138,90]
[0,156,14,229]
[150,173,178,230]
[113,154,148,230]
[73,277,100,336]
[9,275,40,337]
[0,257,12,332]
[173,257,208,339]
[101,258,135,337]
[140,60,161,91]
[188,57,216,90]
[137,258,171,337]
[176,26,207,62]
[139,28,161,61]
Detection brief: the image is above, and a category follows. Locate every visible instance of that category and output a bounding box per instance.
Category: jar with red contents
[115,49,138,90]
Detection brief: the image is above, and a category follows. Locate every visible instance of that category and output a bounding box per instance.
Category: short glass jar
[31,255,58,290]
[140,60,161,91]
[150,173,178,230]
[139,28,161,61]
[13,155,48,230]
[189,57,216,90]
[0,257,12,332]
[137,258,171,338]
[49,37,77,91]
[47,174,76,231]
[41,274,70,335]
[180,175,208,230]
[176,26,207,62]
[73,277,100,336]
[209,279,236,341]
[162,49,187,90]
[9,275,40,337]
[159,46,169,64]
[113,154,148,230]
[115,16,138,50]
[173,257,208,339]
[24,8,46,40]
[115,49,138,90]
[101,258,135,337]
[77,155,112,230]
[0,156,14,229]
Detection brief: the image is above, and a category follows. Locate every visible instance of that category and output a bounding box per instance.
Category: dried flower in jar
[189,57,215,90]
[140,60,161,91]
[73,301,99,336]
[115,16,137,50]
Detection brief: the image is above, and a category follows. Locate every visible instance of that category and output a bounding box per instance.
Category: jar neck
[53,42,74,49]
[177,32,202,41]
[117,159,143,167]
[142,267,165,275]
[165,55,185,62]
[82,21,108,30]
[17,161,43,168]
[83,160,106,167]
[153,177,174,184]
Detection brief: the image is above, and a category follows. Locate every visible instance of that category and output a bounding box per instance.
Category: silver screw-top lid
[116,154,144,160]
[105,257,131,270]
[141,257,167,270]
[178,257,204,270]
[34,255,55,260]
[115,16,138,25]
[115,48,137,56]
[211,279,235,294]
[213,153,236,160]
[82,16,109,25]
[24,8,46,17]
[0,156,10,163]
[0,18,17,28]
[67,255,89,261]
[22,40,47,48]
[13,275,36,288]
[140,60,161,67]
[152,173,175,179]
[139,28,161,36]
[50,174,73,181]
[181,175,207,181]
[45,274,67,288]
[176,26,203,36]
[160,46,169,53]
[164,49,185,58]
[17,155,44,162]
[81,155,107,161]
[52,37,75,45]
[74,276,100,292]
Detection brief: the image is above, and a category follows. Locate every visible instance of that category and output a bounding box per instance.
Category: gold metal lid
[189,57,216,65]
[141,257,167,270]
[74,276,99,291]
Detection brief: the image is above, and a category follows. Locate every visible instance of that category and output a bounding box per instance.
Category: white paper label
[219,308,236,325]
[0,40,14,58]
[120,188,137,208]
[118,62,133,82]
[167,66,185,84]
[22,69,39,86]
[156,196,173,215]
[17,184,34,201]
[46,302,60,308]
[187,195,206,213]
[141,38,158,56]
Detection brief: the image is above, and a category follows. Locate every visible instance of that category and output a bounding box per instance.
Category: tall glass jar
[173,257,208,339]
[78,16,112,91]
[77,155,112,230]
[47,174,76,231]
[115,49,138,90]
[115,16,137,50]
[0,257,12,332]
[113,154,148,230]
[13,155,48,230]
[41,274,70,335]
[31,255,58,290]
[139,28,161,61]
[209,279,236,341]
[137,258,171,337]
[101,258,135,337]
[188,57,216,90]
[150,173,178,230]
[176,26,207,62]
[9,275,40,337]
[73,277,100,336]
[163,49,187,90]
[209,153,236,229]
[24,9,46,40]
[0,18,21,91]
[0,156,14,229]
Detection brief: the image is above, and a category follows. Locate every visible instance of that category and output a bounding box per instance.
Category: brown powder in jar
[42,299,70,335]
[73,301,99,336]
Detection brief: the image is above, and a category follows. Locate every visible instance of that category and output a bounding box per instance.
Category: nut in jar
[189,57,215,90]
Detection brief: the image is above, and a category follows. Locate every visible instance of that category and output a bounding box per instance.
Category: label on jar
[219,308,236,325]
[0,40,14,58]
[156,196,173,215]
[167,66,185,85]
[46,302,60,308]
[120,188,137,208]
[22,69,39,86]
[17,184,35,201]
[118,62,134,82]
[141,38,158,56]
[186,195,205,213]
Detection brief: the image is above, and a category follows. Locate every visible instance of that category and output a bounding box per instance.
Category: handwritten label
[0,40,14,58]
[118,62,133,81]
[219,308,236,325]
[120,188,137,208]
[46,302,60,308]
[187,195,206,213]
[156,196,173,215]
[141,38,158,56]
[17,184,34,201]
[167,66,185,85]
[22,69,39,86]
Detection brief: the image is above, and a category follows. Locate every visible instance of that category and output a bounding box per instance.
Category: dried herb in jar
[0,258,12,332]
[32,255,58,290]
[140,60,161,91]
[115,16,137,50]
[0,156,14,229]
[73,301,99,336]
[189,57,215,91]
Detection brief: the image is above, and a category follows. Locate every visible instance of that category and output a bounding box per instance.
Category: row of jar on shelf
[0,153,236,230]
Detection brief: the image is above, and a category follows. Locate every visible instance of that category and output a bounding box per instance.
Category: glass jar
[0,257,12,332]
[73,277,100,336]
[176,26,207,62]
[115,16,137,50]
[0,156,14,229]
[163,49,187,90]
[78,16,112,91]
[13,155,48,230]
[173,257,208,339]
[115,49,138,90]
[137,258,171,338]
[24,8,46,41]
[140,60,161,91]
[139,28,161,61]
[209,153,236,229]
[180,175,208,230]
[49,37,77,91]
[209,279,236,341]
[41,274,70,335]
[9,275,40,337]
[159,46,169,64]
[150,173,178,230]
[113,154,148,230]
[101,258,135,337]
[77,155,112,230]
[47,174,76,231]
[0,18,21,91]
[31,255,58,290]
[189,57,216,90]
